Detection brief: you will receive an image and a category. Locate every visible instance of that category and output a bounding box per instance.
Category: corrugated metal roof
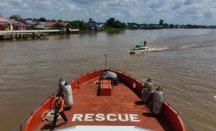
[26,20,37,24]
[45,22,57,26]
[15,22,28,26]
[0,18,10,22]
[92,21,97,25]
[39,22,46,25]
[45,22,69,27]
[60,22,68,26]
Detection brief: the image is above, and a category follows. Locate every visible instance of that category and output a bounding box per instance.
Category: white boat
[130,46,148,54]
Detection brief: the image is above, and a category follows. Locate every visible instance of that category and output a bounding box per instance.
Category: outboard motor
[63,82,73,107]
[153,87,164,115]
[141,79,153,102]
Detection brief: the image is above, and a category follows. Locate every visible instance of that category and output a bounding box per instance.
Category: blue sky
[0,0,216,25]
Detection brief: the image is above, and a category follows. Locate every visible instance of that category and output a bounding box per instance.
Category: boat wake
[148,46,170,52]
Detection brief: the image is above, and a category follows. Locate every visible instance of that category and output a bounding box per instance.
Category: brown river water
[0,29,216,131]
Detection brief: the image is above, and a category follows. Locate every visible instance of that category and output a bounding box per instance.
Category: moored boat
[13,68,195,131]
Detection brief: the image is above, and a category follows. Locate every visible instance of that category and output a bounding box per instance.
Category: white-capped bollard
[153,87,164,114]
[63,82,73,107]
[141,79,153,102]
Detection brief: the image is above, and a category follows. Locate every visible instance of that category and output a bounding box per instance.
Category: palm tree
[89,18,92,23]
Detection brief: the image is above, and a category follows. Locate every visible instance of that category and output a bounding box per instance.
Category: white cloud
[22,3,29,8]
[0,0,216,25]
[184,0,194,5]
[147,0,165,8]
[0,2,11,8]
[102,13,106,17]
[171,1,183,10]
[84,12,89,15]
[203,4,216,18]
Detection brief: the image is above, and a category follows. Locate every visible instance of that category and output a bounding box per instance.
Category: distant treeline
[9,15,126,32]
[10,15,214,31]
[127,21,215,29]
[104,18,126,29]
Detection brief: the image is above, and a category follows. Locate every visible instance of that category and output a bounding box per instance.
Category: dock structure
[0,29,79,40]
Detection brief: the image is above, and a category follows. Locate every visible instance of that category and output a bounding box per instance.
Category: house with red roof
[0,13,13,30]
[45,22,72,32]
[15,22,28,30]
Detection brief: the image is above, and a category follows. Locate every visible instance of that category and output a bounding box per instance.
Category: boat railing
[110,68,195,131]
[13,90,58,131]
[13,68,103,131]
[109,68,143,83]
[13,68,195,131]
[69,68,103,82]
[164,100,195,131]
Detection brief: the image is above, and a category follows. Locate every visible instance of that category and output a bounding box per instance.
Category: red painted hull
[24,69,185,131]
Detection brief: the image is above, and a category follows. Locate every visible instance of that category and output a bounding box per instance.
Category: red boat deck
[34,77,175,131]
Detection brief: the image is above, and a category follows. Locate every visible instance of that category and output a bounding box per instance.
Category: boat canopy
[136,45,143,48]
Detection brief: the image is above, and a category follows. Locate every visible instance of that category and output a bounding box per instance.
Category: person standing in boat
[52,93,68,130]
[144,41,147,47]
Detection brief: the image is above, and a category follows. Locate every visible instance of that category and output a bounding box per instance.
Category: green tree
[169,24,174,28]
[48,19,57,22]
[163,23,169,27]
[89,18,92,23]
[71,21,79,29]
[58,19,63,22]
[114,20,126,29]
[52,19,57,22]
[68,20,87,32]
[79,20,87,31]
[106,17,115,27]
[38,17,46,22]
[10,15,22,20]
[175,24,179,28]
[105,17,126,29]
[186,24,192,28]
[114,20,121,28]
[13,24,17,30]
[1,25,8,30]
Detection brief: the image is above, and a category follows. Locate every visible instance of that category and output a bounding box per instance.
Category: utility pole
[105,54,107,69]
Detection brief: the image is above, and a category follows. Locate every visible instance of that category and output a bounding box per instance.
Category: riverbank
[0,29,79,40]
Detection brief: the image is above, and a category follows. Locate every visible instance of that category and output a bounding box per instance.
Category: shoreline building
[45,22,72,33]
[0,13,13,30]
[15,22,27,30]
[87,20,104,30]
